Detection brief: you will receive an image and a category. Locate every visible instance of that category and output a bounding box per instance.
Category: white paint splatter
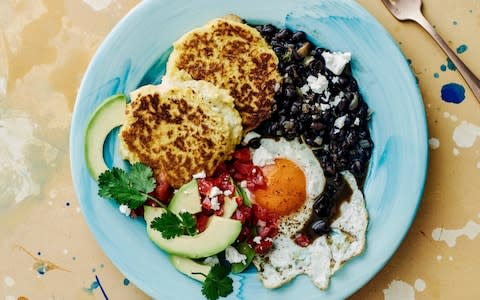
[443,112,450,118]
[76,207,81,213]
[450,115,458,122]
[383,280,415,300]
[453,148,460,156]
[449,256,453,261]
[436,255,442,261]
[432,220,480,247]
[428,138,440,149]
[63,249,68,255]
[476,162,480,169]
[82,0,112,11]
[452,121,480,148]
[0,77,6,97]
[414,279,426,292]
[5,296,15,300]
[47,201,53,206]
[0,111,59,207]
[4,276,15,287]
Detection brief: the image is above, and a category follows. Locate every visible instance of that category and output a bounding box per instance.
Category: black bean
[310,121,325,131]
[261,24,277,36]
[248,137,262,149]
[275,28,291,40]
[313,197,330,217]
[291,31,306,42]
[311,219,330,234]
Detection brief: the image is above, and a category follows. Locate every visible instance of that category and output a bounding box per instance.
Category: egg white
[250,138,368,290]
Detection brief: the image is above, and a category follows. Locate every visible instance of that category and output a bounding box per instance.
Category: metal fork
[381,0,480,103]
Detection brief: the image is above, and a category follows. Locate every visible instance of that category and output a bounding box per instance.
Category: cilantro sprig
[150,210,197,239]
[98,163,158,209]
[97,163,196,239]
[193,265,234,300]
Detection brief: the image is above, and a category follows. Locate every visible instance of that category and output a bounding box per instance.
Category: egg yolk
[253,158,306,216]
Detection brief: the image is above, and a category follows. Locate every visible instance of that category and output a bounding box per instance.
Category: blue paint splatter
[100,264,104,268]
[37,251,41,256]
[123,278,130,286]
[441,83,465,103]
[453,20,458,25]
[447,58,456,71]
[456,44,468,54]
[434,73,439,78]
[72,256,76,261]
[92,268,96,272]
[440,64,447,72]
[406,58,412,65]
[84,281,100,294]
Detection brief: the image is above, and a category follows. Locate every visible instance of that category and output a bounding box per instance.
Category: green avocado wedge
[84,94,126,180]
[144,206,242,259]
[169,256,211,283]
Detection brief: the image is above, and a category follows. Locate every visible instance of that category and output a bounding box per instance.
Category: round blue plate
[70,0,428,299]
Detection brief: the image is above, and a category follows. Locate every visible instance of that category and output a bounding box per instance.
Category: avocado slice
[144,206,241,259]
[84,94,126,180]
[169,180,202,215]
[169,256,211,283]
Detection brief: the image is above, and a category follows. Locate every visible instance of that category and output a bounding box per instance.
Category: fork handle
[413,13,480,103]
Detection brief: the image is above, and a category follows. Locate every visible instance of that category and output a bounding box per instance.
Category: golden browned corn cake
[119,77,242,188]
[166,17,282,131]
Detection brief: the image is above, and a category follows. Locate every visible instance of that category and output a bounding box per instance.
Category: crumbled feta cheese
[265,237,273,242]
[321,51,351,75]
[252,146,275,167]
[240,180,247,188]
[223,190,232,196]
[354,117,360,126]
[320,103,331,111]
[300,84,310,95]
[322,90,331,102]
[209,186,222,198]
[332,76,340,84]
[314,136,323,145]
[192,170,206,179]
[253,236,262,244]
[225,246,247,264]
[274,82,281,92]
[203,256,220,266]
[242,131,261,145]
[210,196,220,211]
[307,74,329,94]
[334,115,347,129]
[119,204,131,216]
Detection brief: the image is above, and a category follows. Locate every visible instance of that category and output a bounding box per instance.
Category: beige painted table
[1,0,479,299]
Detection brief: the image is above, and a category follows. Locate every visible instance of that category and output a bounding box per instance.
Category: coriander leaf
[98,167,147,209]
[128,162,156,193]
[150,211,183,239]
[201,265,233,300]
[179,212,197,236]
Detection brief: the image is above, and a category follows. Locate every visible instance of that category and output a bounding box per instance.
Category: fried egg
[250,138,368,290]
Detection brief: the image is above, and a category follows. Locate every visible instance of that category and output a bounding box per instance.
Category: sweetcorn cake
[166,17,282,131]
[119,77,242,188]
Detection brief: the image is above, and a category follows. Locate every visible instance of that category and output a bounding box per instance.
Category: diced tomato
[294,233,310,247]
[254,240,273,254]
[196,214,209,233]
[153,175,173,203]
[197,179,213,197]
[217,194,225,205]
[202,197,212,211]
[232,147,251,162]
[232,205,252,224]
[237,226,251,243]
[214,207,224,216]
[234,197,243,207]
[253,204,270,221]
[258,224,278,239]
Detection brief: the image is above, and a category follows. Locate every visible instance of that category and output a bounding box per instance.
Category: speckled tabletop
[1,0,479,299]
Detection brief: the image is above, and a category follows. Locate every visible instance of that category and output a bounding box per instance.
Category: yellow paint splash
[16,245,70,274]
